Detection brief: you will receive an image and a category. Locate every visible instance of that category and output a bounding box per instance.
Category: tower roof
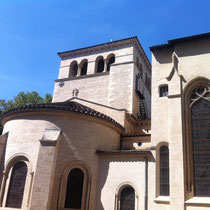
[57,36,151,69]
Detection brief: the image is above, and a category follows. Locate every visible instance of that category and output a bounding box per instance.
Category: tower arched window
[106,55,115,71]
[119,186,135,210]
[80,60,88,76]
[159,146,170,196]
[69,61,78,77]
[95,56,104,73]
[6,161,28,208]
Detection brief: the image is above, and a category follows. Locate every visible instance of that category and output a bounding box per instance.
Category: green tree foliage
[0,91,52,135]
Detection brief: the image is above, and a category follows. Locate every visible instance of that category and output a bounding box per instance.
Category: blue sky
[1,0,210,100]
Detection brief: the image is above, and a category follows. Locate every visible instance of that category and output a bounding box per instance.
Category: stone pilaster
[30,129,61,210]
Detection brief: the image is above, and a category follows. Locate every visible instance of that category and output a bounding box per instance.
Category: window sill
[154,196,170,204]
[185,197,210,205]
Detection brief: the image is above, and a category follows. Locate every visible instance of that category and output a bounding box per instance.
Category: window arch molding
[58,161,91,210]
[115,182,138,210]
[95,56,104,73]
[69,60,78,77]
[79,59,88,76]
[0,154,33,209]
[155,142,169,198]
[105,53,115,72]
[183,77,210,200]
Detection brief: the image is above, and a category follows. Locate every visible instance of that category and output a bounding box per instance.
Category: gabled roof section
[150,32,210,51]
[57,36,151,69]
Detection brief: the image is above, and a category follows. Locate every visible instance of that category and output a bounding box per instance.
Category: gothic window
[160,146,170,196]
[190,86,210,196]
[106,55,115,71]
[96,56,104,73]
[64,168,84,209]
[160,85,168,97]
[120,186,135,210]
[69,61,78,77]
[80,60,88,76]
[6,161,27,208]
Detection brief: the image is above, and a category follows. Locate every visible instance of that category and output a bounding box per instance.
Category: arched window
[80,60,88,76]
[65,168,84,209]
[120,186,135,210]
[159,146,170,196]
[190,86,210,196]
[59,163,90,210]
[106,55,115,71]
[95,56,104,73]
[6,161,27,208]
[69,61,78,77]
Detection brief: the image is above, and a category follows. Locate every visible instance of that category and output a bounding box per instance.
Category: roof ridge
[57,36,138,56]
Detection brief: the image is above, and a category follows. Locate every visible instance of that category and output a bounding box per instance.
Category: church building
[0,32,210,210]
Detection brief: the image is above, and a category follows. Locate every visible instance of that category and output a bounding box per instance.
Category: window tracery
[190,85,210,196]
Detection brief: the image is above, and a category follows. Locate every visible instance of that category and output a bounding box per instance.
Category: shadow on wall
[152,38,210,64]
[96,155,155,210]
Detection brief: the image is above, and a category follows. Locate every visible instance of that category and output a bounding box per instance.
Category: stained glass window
[6,161,27,208]
[191,87,210,196]
[160,146,170,196]
[120,186,135,210]
[64,168,84,209]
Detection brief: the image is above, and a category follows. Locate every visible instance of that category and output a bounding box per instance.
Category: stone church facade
[0,33,210,210]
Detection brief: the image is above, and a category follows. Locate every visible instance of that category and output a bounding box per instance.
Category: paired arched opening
[106,54,115,72]
[95,56,105,73]
[69,61,78,77]
[80,60,88,76]
[184,79,210,198]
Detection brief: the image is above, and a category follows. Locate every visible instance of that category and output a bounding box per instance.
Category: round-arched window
[64,168,84,209]
[120,186,135,210]
[6,161,27,208]
[69,61,78,77]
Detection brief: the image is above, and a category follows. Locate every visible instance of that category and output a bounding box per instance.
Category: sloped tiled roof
[2,101,124,130]
[57,36,151,69]
[122,133,151,138]
[96,149,151,155]
[150,32,210,51]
